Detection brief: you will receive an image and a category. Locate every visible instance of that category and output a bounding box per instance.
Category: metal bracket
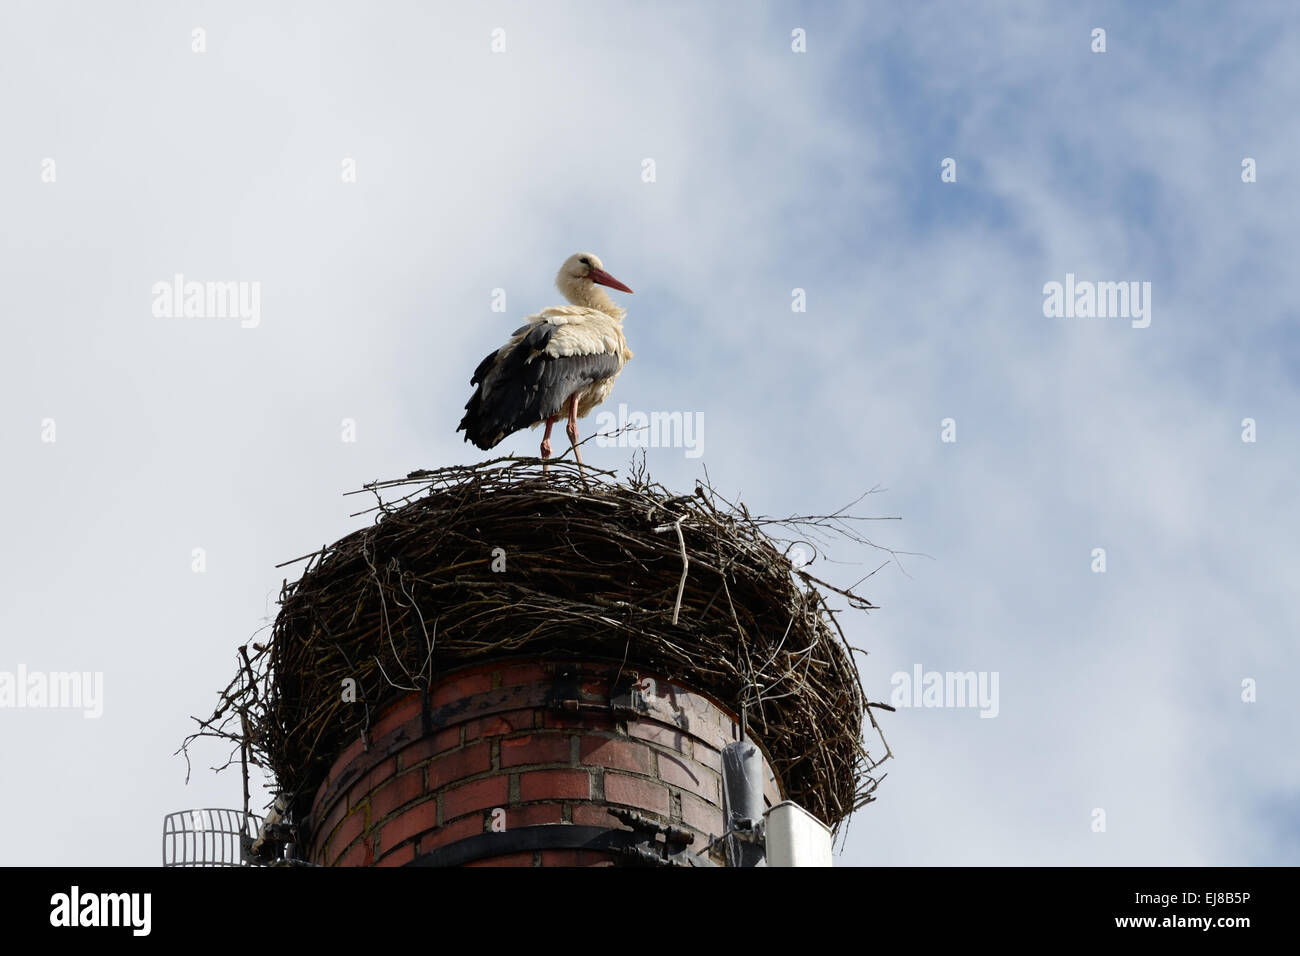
[609,672,652,719]
[605,806,701,866]
[546,666,611,717]
[546,668,652,721]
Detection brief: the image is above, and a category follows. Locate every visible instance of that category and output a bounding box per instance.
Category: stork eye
[579,257,591,266]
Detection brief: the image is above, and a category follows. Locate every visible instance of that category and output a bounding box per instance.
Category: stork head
[556,252,634,308]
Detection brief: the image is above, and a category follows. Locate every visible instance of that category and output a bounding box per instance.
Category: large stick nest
[192,457,893,835]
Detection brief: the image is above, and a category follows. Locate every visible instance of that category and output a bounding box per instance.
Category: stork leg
[566,393,584,477]
[540,416,556,472]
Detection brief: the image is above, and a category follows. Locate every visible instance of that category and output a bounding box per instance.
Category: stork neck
[568,283,624,319]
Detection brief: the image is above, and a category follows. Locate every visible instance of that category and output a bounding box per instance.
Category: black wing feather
[456,323,620,450]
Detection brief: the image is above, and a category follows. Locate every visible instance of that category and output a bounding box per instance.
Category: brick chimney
[306,659,780,867]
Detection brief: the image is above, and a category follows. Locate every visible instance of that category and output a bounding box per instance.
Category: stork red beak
[588,267,633,294]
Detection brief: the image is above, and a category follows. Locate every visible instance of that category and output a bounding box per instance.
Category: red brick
[467,684,544,712]
[370,770,426,822]
[504,803,564,828]
[442,775,509,821]
[519,769,591,802]
[393,728,460,770]
[466,851,534,867]
[702,727,738,755]
[375,842,415,867]
[580,736,652,775]
[327,806,368,863]
[379,800,439,850]
[604,773,669,816]
[657,752,718,800]
[420,813,485,851]
[431,671,494,709]
[326,762,364,804]
[463,709,535,740]
[372,694,422,740]
[540,849,614,867]
[571,804,617,828]
[331,733,370,781]
[628,720,689,752]
[542,711,615,731]
[500,662,549,686]
[427,741,492,788]
[336,835,375,867]
[677,689,729,728]
[313,793,349,850]
[693,741,722,774]
[680,792,721,836]
[579,677,611,697]
[317,737,392,815]
[682,714,733,753]
[501,734,571,768]
[346,756,396,809]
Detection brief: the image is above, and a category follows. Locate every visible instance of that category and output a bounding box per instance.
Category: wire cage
[162,808,264,867]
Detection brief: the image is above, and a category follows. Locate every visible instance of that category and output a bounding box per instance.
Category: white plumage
[512,305,633,416]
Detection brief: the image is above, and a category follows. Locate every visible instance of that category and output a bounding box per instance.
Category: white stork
[457,253,634,471]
